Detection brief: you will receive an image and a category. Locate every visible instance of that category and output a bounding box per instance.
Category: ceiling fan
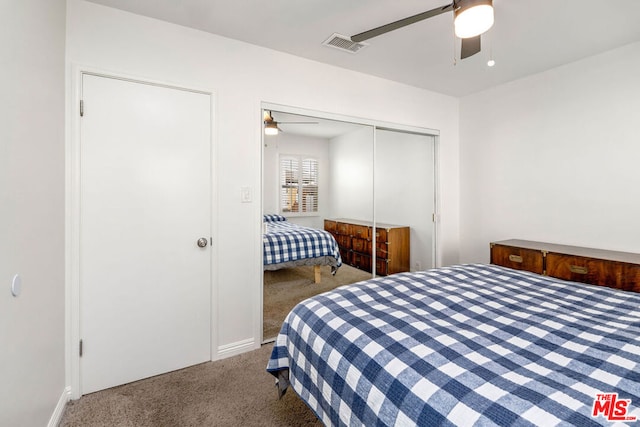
[351,0,494,59]
[263,111,319,136]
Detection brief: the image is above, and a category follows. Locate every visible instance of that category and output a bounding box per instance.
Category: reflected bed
[263,215,342,283]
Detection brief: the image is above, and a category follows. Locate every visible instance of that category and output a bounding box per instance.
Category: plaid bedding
[267,264,640,426]
[263,214,287,222]
[263,220,342,269]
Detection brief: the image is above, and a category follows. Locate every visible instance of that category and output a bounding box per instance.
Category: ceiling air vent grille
[322,33,368,54]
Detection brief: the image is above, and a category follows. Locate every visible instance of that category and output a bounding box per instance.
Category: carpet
[60,345,322,427]
[263,264,372,340]
[60,265,372,426]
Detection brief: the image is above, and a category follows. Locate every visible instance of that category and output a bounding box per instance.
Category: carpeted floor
[60,264,372,426]
[60,345,322,427]
[263,264,372,340]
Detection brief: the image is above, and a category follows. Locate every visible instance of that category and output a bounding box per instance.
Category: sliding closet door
[327,126,375,225]
[261,110,375,341]
[375,129,436,272]
[327,125,375,274]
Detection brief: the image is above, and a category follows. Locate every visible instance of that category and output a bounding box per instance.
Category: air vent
[322,33,368,54]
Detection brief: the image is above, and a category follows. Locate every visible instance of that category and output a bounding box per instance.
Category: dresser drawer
[336,234,352,249]
[324,219,337,233]
[546,253,624,289]
[352,252,372,271]
[373,228,387,242]
[622,264,640,293]
[491,244,544,274]
[336,222,351,235]
[376,258,388,276]
[352,237,369,253]
[351,224,370,239]
[490,239,640,293]
[327,219,410,276]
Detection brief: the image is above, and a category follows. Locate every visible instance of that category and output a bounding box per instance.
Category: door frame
[66,65,218,399]
[259,102,441,343]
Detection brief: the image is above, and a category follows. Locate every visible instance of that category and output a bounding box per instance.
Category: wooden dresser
[490,239,640,293]
[325,218,410,275]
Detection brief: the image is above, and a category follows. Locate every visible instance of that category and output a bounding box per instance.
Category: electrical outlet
[414,262,422,271]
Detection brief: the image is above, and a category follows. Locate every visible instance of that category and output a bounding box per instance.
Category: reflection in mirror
[375,129,436,273]
[262,110,374,342]
[262,110,439,342]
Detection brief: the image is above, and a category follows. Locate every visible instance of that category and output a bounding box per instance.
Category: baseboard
[48,386,71,427]
[216,338,255,359]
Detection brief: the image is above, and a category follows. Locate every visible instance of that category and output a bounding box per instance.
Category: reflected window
[280,155,318,214]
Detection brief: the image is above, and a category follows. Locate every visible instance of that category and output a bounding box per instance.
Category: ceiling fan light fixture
[454,0,494,39]
[264,122,279,136]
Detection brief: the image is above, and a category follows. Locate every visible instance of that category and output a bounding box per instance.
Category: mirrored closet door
[374,129,436,275]
[262,109,374,341]
[261,107,438,342]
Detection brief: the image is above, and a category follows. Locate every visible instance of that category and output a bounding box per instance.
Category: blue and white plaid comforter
[267,264,640,426]
[263,219,342,268]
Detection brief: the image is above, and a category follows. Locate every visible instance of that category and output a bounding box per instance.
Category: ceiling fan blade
[460,35,481,59]
[351,3,453,43]
[276,121,319,125]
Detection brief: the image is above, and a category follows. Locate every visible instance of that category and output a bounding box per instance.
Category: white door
[80,74,212,394]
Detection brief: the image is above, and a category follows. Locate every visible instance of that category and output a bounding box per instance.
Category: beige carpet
[263,264,372,340]
[60,265,372,426]
[60,345,322,427]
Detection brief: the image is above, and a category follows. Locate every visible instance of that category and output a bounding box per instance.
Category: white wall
[459,41,640,263]
[263,132,330,230]
[0,0,67,425]
[66,0,460,359]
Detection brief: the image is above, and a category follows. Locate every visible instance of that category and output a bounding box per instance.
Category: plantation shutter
[301,158,318,213]
[280,155,318,214]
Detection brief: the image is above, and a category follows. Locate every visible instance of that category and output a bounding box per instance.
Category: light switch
[241,186,252,203]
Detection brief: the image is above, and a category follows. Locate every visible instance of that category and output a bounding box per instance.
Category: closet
[262,105,437,340]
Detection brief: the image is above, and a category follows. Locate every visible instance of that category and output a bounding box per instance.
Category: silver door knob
[197,238,208,248]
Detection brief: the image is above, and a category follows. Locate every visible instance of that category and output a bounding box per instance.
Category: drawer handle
[508,255,523,263]
[569,265,588,274]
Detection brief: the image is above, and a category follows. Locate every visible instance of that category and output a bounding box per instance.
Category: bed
[263,214,342,283]
[267,263,640,426]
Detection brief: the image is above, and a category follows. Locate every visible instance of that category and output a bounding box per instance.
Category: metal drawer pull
[508,255,523,263]
[569,265,588,274]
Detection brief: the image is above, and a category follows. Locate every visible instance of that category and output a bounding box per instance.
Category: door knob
[197,238,208,248]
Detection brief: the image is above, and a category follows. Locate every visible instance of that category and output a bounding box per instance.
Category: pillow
[263,214,287,222]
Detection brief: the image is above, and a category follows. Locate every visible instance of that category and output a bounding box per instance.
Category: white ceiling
[86,0,640,97]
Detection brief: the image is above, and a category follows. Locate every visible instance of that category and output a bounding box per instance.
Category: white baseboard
[48,386,71,427]
[216,338,255,359]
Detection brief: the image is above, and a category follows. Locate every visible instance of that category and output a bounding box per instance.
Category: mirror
[261,108,438,342]
[262,110,374,341]
[375,129,436,274]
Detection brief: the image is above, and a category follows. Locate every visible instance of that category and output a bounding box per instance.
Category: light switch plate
[241,186,252,203]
